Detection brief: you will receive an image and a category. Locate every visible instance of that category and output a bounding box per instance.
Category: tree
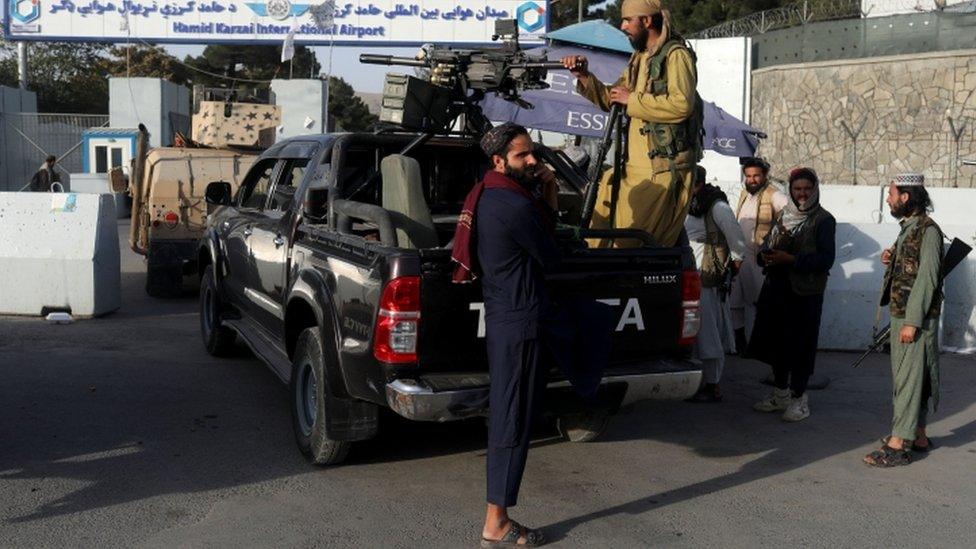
[103,44,190,85]
[326,76,377,131]
[0,42,112,113]
[184,44,320,86]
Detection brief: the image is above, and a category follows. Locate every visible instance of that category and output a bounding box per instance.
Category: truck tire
[557,409,612,443]
[199,265,236,356]
[290,327,352,465]
[146,259,183,298]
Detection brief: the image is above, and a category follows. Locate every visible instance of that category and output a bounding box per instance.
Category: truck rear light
[678,269,701,346]
[373,276,421,364]
[164,211,179,227]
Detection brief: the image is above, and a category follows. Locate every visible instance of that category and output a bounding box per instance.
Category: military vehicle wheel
[146,259,183,298]
[557,409,612,443]
[199,265,236,356]
[291,328,351,465]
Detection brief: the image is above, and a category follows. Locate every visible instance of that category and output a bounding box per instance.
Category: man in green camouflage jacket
[864,173,944,468]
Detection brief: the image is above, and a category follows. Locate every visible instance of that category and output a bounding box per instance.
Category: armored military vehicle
[129,87,281,297]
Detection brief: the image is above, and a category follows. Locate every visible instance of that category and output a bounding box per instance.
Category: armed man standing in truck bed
[562,0,702,248]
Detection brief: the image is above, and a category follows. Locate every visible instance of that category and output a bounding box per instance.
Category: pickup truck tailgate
[416,245,693,375]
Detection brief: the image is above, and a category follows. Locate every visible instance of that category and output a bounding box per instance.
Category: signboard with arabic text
[3,0,549,46]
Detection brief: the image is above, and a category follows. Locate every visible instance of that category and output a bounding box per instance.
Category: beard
[890,201,912,219]
[504,162,538,188]
[628,26,649,51]
[745,181,766,195]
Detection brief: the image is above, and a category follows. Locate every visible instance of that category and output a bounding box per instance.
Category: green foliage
[0,42,112,113]
[183,44,320,83]
[104,44,190,84]
[325,75,377,132]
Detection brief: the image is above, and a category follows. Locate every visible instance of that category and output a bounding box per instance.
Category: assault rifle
[852,237,973,368]
[360,19,565,137]
[579,103,624,229]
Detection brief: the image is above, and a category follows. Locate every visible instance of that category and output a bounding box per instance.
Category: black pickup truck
[198,132,702,465]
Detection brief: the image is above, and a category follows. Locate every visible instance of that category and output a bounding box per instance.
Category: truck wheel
[290,328,351,465]
[199,265,236,356]
[146,259,183,298]
[557,409,612,443]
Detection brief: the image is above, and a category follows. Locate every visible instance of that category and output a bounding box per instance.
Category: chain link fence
[0,113,109,191]
[691,0,863,39]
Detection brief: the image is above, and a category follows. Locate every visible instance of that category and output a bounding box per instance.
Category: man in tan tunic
[562,0,701,248]
[730,157,787,351]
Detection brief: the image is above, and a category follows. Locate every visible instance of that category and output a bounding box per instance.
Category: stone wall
[751,50,976,188]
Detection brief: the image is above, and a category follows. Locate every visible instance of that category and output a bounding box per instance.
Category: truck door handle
[273,236,286,248]
[243,228,252,238]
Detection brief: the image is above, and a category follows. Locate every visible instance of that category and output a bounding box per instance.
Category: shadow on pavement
[540,354,976,541]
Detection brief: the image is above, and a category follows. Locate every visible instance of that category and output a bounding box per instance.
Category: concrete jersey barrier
[818,222,974,353]
[0,192,121,317]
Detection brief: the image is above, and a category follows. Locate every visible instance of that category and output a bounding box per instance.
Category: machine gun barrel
[359,54,428,67]
[510,61,566,70]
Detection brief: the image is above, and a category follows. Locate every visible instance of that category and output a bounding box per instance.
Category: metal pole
[578,0,583,23]
[17,42,28,89]
[326,34,334,132]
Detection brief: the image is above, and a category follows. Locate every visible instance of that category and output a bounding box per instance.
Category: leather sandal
[481,521,546,547]
[863,444,912,468]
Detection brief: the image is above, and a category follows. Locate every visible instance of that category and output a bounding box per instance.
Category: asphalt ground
[1,221,974,547]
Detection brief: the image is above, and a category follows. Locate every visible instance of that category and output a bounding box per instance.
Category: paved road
[2,222,974,547]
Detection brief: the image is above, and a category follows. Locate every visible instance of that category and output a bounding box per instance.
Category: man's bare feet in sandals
[481,520,545,547]
[863,444,911,467]
[878,427,933,454]
[483,504,545,547]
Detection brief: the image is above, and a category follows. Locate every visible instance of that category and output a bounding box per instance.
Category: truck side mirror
[205,181,232,206]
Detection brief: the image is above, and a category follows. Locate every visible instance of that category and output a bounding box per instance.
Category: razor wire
[691,0,864,39]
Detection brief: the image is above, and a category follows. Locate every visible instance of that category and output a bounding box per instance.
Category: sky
[162,0,616,94]
[165,44,418,94]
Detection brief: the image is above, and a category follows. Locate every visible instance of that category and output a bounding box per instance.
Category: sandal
[880,436,934,453]
[481,521,546,548]
[863,444,912,468]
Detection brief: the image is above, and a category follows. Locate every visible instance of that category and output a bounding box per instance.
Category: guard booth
[81,128,139,175]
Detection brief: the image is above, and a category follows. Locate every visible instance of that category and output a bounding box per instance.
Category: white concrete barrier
[69,173,131,219]
[822,222,976,352]
[0,192,121,317]
[821,223,898,350]
[708,183,976,352]
[939,224,976,354]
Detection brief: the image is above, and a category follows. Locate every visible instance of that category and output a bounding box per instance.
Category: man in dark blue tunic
[452,123,558,547]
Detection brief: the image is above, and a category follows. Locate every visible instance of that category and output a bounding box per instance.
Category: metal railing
[691,0,863,39]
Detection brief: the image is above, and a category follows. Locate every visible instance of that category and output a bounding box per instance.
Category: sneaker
[782,393,810,422]
[753,388,791,412]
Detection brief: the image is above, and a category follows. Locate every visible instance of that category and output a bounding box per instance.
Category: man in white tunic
[685,167,747,402]
[730,158,787,353]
